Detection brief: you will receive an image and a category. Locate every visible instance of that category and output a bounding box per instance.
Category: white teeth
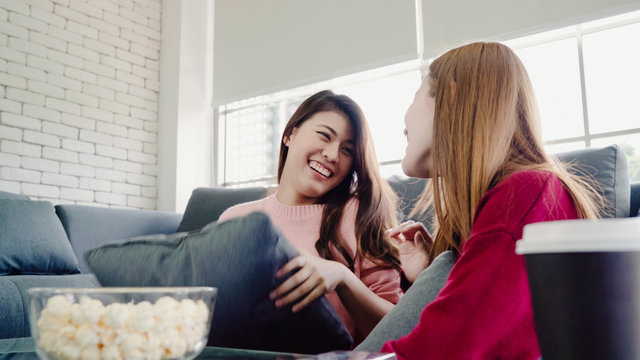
[309,161,331,178]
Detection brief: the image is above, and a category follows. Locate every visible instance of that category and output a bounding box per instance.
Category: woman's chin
[401,160,430,179]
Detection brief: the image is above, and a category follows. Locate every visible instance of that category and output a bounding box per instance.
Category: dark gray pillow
[355,251,457,351]
[177,187,268,232]
[85,212,353,354]
[0,199,80,275]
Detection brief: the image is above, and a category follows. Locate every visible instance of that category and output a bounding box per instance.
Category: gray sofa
[0,144,638,342]
[0,196,182,339]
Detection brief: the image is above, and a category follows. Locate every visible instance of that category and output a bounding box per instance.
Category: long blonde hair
[413,42,603,261]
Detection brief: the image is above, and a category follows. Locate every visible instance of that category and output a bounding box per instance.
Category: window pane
[334,71,421,163]
[514,38,585,141]
[582,22,640,134]
[591,133,640,182]
[223,105,279,183]
[380,162,406,179]
[545,141,586,155]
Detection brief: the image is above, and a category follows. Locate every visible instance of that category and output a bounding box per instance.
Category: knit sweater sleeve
[358,260,403,305]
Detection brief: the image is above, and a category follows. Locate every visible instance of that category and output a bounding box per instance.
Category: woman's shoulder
[472,169,572,233]
[217,195,273,223]
[490,169,562,197]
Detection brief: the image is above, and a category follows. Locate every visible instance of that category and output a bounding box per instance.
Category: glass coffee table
[0,337,305,359]
[0,337,395,360]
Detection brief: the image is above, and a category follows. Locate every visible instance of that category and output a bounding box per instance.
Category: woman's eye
[317,131,330,140]
[342,147,354,156]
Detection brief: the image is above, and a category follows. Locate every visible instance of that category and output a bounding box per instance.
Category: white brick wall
[0,0,161,210]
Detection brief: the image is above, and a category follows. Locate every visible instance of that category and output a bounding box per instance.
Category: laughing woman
[218,90,403,343]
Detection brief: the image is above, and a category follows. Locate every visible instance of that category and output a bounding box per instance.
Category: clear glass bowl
[28,287,217,360]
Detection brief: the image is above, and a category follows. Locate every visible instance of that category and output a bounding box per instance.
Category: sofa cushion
[355,251,458,351]
[177,186,268,232]
[55,205,182,273]
[556,144,630,218]
[85,212,354,354]
[0,200,80,276]
[0,274,100,339]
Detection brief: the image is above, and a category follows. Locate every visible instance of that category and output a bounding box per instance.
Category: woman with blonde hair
[219,90,402,343]
[381,42,602,359]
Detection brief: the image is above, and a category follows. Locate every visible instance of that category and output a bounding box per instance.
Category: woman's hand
[387,220,433,283]
[270,252,348,313]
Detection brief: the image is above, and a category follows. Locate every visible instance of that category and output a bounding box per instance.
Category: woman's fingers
[386,220,416,237]
[270,253,346,312]
[275,256,306,278]
[291,286,326,313]
[414,230,433,249]
[387,220,432,244]
[275,272,323,309]
[270,259,312,301]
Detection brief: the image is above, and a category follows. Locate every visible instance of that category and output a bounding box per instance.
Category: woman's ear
[283,128,298,146]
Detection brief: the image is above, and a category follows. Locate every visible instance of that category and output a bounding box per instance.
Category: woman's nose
[322,143,340,163]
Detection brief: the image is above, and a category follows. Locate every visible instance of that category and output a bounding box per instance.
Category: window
[217,10,640,186]
[505,10,640,181]
[216,62,420,187]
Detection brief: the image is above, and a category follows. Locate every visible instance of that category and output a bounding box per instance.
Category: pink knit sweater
[218,194,403,340]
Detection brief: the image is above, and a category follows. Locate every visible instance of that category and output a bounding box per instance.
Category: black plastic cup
[516,219,640,360]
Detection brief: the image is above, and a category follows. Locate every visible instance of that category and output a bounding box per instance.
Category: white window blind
[213,0,418,106]
[420,0,640,59]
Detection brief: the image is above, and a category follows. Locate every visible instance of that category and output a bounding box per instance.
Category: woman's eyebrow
[318,124,338,136]
[318,124,355,145]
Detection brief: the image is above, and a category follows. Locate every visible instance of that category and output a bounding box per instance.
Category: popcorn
[36,295,210,360]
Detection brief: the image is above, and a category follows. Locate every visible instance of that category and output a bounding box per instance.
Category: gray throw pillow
[85,212,353,354]
[355,251,458,351]
[0,199,80,275]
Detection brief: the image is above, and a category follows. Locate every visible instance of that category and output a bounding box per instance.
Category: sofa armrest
[0,274,100,339]
[55,205,182,273]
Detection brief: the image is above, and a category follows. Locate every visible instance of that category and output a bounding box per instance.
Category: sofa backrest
[555,144,629,218]
[388,144,630,222]
[177,186,268,232]
[180,145,631,234]
[0,191,29,200]
[56,205,183,273]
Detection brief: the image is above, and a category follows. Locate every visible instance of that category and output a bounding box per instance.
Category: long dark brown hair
[278,90,401,271]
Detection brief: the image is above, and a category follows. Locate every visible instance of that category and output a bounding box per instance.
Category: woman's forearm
[336,269,395,338]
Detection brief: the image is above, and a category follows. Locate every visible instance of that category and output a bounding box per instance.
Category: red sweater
[382,170,579,359]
